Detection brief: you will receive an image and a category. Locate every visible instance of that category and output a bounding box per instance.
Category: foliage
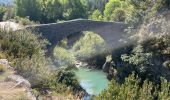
[14,0,88,23]
[103,0,133,22]
[0,6,7,21]
[56,69,82,91]
[121,45,153,73]
[13,16,37,25]
[119,35,170,83]
[14,0,41,22]
[90,10,103,21]
[16,55,53,86]
[0,52,6,59]
[0,29,80,95]
[127,0,162,25]
[2,7,14,21]
[0,29,55,88]
[39,0,63,23]
[60,0,88,20]
[113,15,170,84]
[36,67,83,94]
[97,73,170,100]
[111,8,126,22]
[0,29,47,59]
[72,31,107,61]
[54,46,75,67]
[85,0,108,12]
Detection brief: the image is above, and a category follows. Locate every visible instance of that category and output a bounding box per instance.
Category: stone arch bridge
[26,19,127,54]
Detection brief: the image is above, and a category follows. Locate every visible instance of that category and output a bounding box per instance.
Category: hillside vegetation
[0,0,170,99]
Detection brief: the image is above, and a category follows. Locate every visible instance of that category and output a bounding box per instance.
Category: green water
[74,67,109,95]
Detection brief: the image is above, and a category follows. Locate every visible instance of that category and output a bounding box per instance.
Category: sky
[0,0,13,5]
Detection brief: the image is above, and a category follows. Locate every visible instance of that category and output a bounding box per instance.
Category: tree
[39,0,63,23]
[111,8,126,22]
[14,0,41,22]
[97,73,170,100]
[103,0,133,22]
[61,0,88,20]
[86,0,108,12]
[72,31,107,61]
[0,6,7,21]
[91,9,103,21]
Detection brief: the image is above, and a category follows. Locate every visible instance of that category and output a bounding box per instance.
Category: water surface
[74,67,108,95]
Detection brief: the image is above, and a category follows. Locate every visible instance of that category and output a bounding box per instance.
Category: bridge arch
[26,19,127,54]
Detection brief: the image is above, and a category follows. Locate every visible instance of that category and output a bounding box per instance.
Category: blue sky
[0,0,13,5]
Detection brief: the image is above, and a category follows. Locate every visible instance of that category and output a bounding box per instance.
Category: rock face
[102,61,111,73]
[0,59,36,100]
[0,21,22,31]
[0,59,12,69]
[5,74,31,89]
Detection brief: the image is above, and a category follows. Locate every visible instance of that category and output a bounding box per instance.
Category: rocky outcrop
[0,21,22,31]
[0,59,12,69]
[102,61,111,73]
[5,74,31,89]
[0,59,36,100]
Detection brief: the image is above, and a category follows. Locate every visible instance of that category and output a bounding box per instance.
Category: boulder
[0,59,12,69]
[5,74,31,89]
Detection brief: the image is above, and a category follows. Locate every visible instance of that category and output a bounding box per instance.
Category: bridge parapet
[26,19,127,54]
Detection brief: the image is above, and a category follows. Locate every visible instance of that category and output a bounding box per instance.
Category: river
[73,67,109,96]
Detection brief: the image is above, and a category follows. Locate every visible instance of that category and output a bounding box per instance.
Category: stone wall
[26,19,127,54]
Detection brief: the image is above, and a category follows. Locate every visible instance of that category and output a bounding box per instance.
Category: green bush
[72,31,108,61]
[90,10,103,21]
[0,29,54,88]
[2,8,14,21]
[0,27,82,95]
[16,55,53,86]
[0,52,6,59]
[54,46,75,67]
[103,0,133,22]
[13,16,37,26]
[97,73,170,100]
[0,6,7,21]
[56,69,82,91]
[0,29,47,59]
[111,8,126,22]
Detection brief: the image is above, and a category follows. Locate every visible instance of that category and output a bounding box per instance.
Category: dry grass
[0,65,13,82]
[0,52,5,59]
[0,64,29,100]
[0,65,7,75]
[0,82,29,100]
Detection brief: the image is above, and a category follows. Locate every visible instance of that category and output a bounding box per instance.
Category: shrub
[111,8,126,22]
[56,69,82,91]
[13,16,37,26]
[15,55,53,86]
[0,29,47,59]
[0,29,55,89]
[0,6,7,21]
[0,52,6,59]
[54,46,75,67]
[2,7,15,21]
[103,0,133,22]
[72,31,108,61]
[91,10,103,21]
[97,73,170,100]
